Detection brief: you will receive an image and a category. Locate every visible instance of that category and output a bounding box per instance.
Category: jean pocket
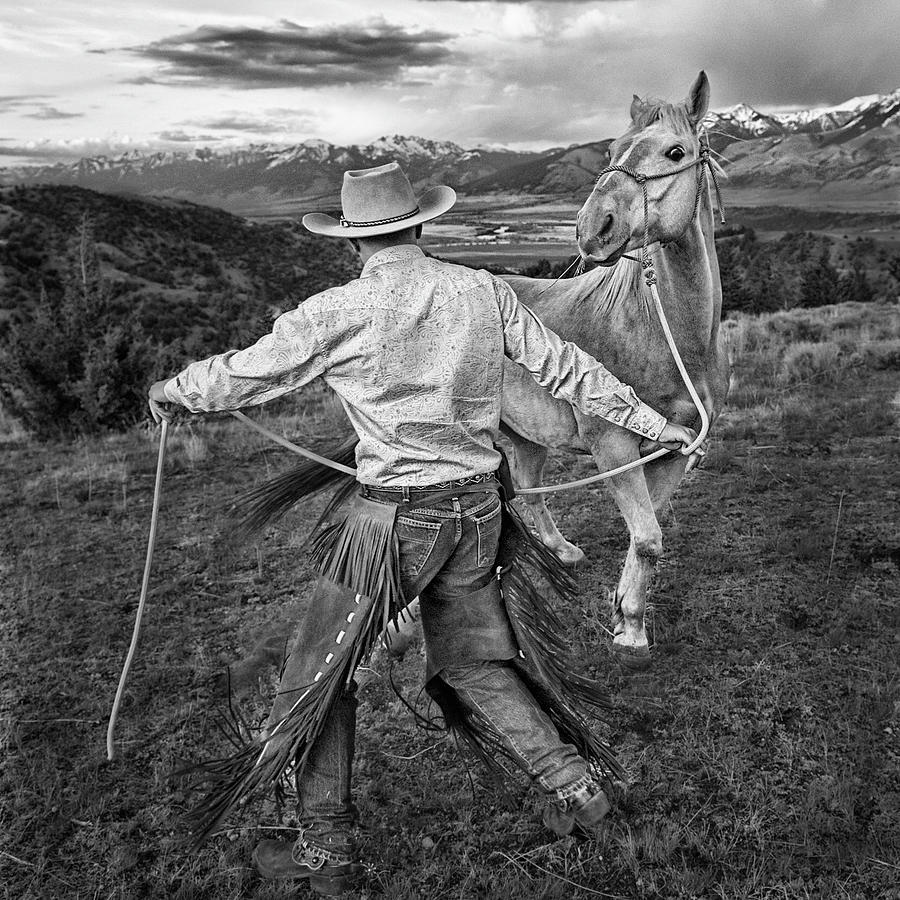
[396,515,442,579]
[474,496,502,567]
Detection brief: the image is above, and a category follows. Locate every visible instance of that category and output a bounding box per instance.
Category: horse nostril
[598,213,614,238]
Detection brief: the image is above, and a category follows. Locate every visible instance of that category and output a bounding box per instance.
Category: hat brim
[302,185,457,238]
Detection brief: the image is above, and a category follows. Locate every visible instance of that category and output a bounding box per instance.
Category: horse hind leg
[502,428,586,566]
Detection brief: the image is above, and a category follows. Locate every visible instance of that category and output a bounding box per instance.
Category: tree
[840,260,875,304]
[743,253,787,313]
[888,255,900,285]
[800,249,841,308]
[0,215,156,438]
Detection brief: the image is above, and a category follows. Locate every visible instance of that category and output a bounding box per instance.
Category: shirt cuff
[163,377,183,405]
[625,403,667,441]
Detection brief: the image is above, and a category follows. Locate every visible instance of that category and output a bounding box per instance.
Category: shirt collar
[361,244,425,277]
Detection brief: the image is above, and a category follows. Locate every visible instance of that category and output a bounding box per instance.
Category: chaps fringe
[189,444,621,843]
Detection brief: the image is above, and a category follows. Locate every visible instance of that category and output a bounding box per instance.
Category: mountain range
[1,90,897,212]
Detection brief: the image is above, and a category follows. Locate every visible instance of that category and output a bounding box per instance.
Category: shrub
[859,339,900,370]
[778,340,845,385]
[0,216,157,438]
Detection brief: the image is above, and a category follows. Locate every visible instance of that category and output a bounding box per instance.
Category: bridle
[593,130,726,288]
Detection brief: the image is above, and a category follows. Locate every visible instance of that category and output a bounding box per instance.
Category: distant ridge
[1,90,897,210]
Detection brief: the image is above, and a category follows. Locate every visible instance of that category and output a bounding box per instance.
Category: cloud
[669,0,899,108]
[24,106,84,120]
[193,116,278,132]
[121,75,160,86]
[122,19,457,89]
[412,0,898,147]
[156,130,224,143]
[0,136,180,164]
[177,106,320,136]
[0,94,51,112]
[0,95,83,121]
[190,116,293,133]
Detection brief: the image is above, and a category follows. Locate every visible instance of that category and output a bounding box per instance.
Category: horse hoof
[554,543,586,567]
[610,642,652,672]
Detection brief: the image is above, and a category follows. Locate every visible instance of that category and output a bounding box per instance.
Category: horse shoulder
[504,274,617,357]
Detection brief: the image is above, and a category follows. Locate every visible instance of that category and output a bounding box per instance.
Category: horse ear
[629,94,643,123]
[686,70,710,125]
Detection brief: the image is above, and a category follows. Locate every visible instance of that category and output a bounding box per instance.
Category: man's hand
[658,421,701,456]
[148,379,176,425]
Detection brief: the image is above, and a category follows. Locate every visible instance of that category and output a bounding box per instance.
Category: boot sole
[309,871,361,896]
[252,846,362,896]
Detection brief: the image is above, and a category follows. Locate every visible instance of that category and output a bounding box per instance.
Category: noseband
[593,133,725,287]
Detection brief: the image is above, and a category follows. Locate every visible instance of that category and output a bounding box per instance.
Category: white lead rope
[229,410,357,475]
[227,277,709,496]
[106,418,169,761]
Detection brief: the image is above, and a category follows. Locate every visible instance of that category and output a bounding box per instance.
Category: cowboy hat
[302,162,456,238]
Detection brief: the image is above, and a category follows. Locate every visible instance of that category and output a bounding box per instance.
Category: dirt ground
[1,302,898,899]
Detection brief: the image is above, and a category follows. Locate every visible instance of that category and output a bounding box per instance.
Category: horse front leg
[503,429,586,566]
[584,429,662,671]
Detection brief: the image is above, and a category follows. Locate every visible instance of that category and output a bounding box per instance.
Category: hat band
[340,205,421,228]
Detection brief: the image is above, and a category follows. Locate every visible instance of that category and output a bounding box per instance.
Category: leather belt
[363,472,498,495]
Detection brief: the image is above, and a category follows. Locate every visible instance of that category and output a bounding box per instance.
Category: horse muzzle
[577,234,630,268]
[576,206,632,267]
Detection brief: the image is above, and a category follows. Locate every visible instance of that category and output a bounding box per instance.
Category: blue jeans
[276,487,589,854]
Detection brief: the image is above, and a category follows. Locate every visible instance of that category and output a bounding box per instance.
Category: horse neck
[653,176,722,350]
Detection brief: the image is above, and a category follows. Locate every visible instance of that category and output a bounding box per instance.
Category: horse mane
[626,98,694,137]
[566,256,651,322]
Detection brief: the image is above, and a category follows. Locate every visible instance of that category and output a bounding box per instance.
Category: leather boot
[253,834,363,896]
[543,783,611,837]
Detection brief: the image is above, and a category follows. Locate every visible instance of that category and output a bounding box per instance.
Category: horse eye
[666,145,686,162]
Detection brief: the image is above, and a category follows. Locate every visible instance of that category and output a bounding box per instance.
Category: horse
[497,70,730,670]
[236,72,729,672]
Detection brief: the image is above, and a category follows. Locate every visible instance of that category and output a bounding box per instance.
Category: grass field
[1,301,899,899]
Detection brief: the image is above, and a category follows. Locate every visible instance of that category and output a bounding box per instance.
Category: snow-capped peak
[703,103,784,136]
[364,134,464,160]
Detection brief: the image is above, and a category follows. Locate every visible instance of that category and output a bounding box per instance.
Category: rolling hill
[0,184,359,350]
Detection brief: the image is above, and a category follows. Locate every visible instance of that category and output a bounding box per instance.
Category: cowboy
[148,162,696,895]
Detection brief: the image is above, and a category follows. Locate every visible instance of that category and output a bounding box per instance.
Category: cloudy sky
[1,0,896,164]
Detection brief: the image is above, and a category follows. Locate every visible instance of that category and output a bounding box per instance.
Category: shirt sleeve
[163,304,329,413]
[493,276,667,440]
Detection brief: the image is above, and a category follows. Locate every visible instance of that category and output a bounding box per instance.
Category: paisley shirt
[165,245,666,486]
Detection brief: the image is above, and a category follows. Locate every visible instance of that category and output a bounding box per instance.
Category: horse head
[576,71,711,267]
